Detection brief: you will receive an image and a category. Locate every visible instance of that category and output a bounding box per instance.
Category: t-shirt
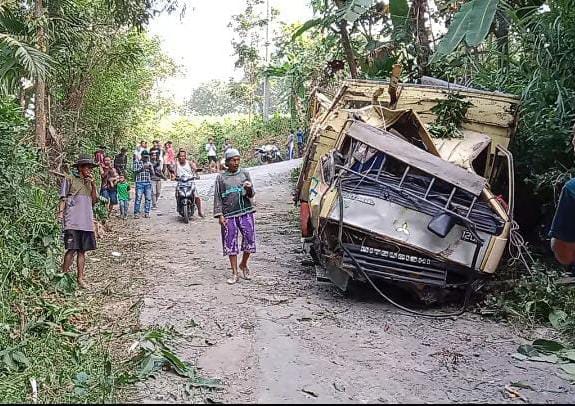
[60,175,95,232]
[114,153,127,171]
[134,146,147,161]
[94,150,105,169]
[549,178,575,242]
[149,147,164,164]
[150,159,164,181]
[287,133,295,147]
[213,169,255,218]
[116,182,130,201]
[101,167,118,190]
[205,143,217,157]
[165,146,176,165]
[297,130,304,144]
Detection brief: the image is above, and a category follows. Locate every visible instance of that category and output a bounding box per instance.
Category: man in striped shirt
[133,150,153,218]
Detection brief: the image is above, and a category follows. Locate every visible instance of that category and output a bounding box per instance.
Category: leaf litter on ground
[514,338,575,380]
[130,327,223,390]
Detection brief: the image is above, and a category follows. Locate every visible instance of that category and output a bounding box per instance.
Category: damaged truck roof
[346,121,487,196]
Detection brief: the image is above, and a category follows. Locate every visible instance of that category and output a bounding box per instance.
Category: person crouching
[213,148,256,284]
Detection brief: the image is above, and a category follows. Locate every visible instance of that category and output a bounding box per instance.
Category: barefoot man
[58,154,98,289]
[213,148,256,284]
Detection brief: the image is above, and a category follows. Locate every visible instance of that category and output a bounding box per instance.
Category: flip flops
[240,265,252,280]
[227,274,239,285]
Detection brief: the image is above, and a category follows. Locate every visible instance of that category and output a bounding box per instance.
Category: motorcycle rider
[175,150,204,217]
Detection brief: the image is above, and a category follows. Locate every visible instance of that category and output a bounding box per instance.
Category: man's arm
[549,180,575,265]
[213,176,224,219]
[244,170,255,198]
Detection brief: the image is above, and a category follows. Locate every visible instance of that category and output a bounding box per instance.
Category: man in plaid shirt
[133,150,153,218]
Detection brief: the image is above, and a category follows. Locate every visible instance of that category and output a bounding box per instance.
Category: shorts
[208,156,217,163]
[221,212,256,256]
[63,229,96,251]
[100,188,118,205]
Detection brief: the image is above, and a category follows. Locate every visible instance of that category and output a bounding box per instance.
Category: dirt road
[93,159,573,403]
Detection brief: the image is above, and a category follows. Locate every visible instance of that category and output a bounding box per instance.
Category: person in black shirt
[114,148,128,175]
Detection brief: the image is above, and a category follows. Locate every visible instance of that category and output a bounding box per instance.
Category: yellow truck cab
[296,79,520,302]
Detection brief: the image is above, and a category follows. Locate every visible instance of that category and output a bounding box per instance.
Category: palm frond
[0,33,52,80]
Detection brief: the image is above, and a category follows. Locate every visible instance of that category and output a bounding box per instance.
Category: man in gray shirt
[213,148,256,284]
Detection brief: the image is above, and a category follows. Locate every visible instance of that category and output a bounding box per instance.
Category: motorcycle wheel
[182,203,189,224]
[259,154,266,164]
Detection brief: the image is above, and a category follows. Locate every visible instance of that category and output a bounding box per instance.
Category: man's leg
[222,217,240,283]
[62,250,76,273]
[144,182,152,215]
[151,181,158,208]
[195,196,204,217]
[134,182,143,217]
[238,213,256,278]
[77,251,87,288]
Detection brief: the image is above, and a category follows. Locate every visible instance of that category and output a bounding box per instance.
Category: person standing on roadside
[94,145,106,170]
[549,123,575,270]
[133,140,148,161]
[133,150,153,219]
[164,141,176,180]
[100,156,118,217]
[58,155,98,289]
[149,140,164,166]
[176,149,204,217]
[213,148,256,285]
[205,138,218,173]
[296,127,305,157]
[114,147,128,175]
[286,129,295,160]
[150,150,166,210]
[116,173,131,220]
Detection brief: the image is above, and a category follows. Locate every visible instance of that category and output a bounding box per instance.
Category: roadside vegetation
[1,0,575,400]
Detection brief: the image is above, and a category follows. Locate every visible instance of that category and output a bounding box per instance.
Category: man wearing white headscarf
[213,148,256,284]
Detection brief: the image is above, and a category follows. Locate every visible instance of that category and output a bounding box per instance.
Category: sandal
[227,275,239,285]
[240,265,252,280]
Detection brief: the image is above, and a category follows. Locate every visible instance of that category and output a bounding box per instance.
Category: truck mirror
[427,213,456,238]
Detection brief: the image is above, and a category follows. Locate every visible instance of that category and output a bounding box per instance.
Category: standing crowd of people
[57,137,261,287]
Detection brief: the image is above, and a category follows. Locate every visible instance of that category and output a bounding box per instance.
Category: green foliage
[0,7,52,95]
[184,79,250,116]
[148,114,298,168]
[483,263,575,343]
[0,97,122,402]
[514,338,575,379]
[128,326,223,390]
[428,93,473,139]
[431,0,500,62]
[292,0,376,39]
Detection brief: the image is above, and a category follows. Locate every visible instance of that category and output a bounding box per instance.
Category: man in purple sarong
[213,148,256,285]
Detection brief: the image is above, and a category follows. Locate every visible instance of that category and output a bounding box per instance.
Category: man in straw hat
[57,154,99,289]
[213,148,256,284]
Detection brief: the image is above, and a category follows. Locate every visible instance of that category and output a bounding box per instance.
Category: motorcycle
[255,144,282,164]
[175,174,198,223]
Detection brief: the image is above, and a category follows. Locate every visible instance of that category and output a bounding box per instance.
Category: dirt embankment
[88,159,574,403]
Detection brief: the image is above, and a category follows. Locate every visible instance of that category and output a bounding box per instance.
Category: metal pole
[263,0,270,121]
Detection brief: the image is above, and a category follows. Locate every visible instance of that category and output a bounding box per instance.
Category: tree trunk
[336,20,359,78]
[34,0,47,149]
[409,0,432,76]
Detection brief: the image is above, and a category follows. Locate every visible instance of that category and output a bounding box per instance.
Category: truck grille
[342,243,448,287]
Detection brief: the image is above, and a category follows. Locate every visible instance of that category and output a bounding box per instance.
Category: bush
[147,113,299,167]
[0,98,117,402]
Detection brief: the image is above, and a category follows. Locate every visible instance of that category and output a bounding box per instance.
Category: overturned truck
[295,79,520,304]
